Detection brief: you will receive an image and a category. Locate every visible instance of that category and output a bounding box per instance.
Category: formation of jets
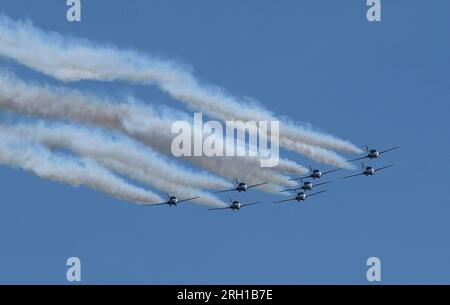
[342,163,395,179]
[347,145,399,162]
[273,190,327,204]
[150,193,200,207]
[289,166,341,180]
[208,198,262,211]
[279,180,333,193]
[145,146,398,211]
[214,179,269,193]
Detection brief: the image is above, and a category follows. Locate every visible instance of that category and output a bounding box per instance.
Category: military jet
[208,198,262,211]
[347,145,399,162]
[214,179,269,193]
[147,193,200,207]
[341,163,395,179]
[289,166,341,181]
[279,180,333,193]
[273,190,327,204]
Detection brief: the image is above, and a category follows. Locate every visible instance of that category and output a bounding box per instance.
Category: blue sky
[0,0,449,284]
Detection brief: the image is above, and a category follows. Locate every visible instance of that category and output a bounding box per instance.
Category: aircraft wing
[323,168,342,175]
[273,198,297,204]
[178,196,201,203]
[374,164,395,172]
[380,146,399,154]
[347,155,368,162]
[214,188,237,194]
[145,202,168,206]
[314,180,333,187]
[241,201,262,208]
[288,174,312,181]
[306,190,327,198]
[247,182,269,189]
[208,206,231,211]
[279,187,301,193]
[341,172,364,179]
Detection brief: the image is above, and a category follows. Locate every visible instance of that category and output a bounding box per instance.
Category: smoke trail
[280,139,353,169]
[91,157,227,207]
[273,158,307,174]
[0,133,164,205]
[0,123,227,207]
[0,71,299,188]
[0,15,362,155]
[15,123,230,190]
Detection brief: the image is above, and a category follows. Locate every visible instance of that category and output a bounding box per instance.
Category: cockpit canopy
[238,182,246,187]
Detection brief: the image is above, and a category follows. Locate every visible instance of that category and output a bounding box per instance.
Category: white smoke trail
[90,157,227,207]
[0,123,227,207]
[280,138,353,169]
[269,158,306,174]
[0,71,299,188]
[0,15,362,156]
[0,133,164,205]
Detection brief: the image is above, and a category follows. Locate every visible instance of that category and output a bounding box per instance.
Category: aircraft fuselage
[301,182,313,191]
[311,170,322,179]
[168,196,179,206]
[363,167,375,176]
[236,183,248,192]
[230,201,241,210]
[295,192,307,201]
[368,149,380,159]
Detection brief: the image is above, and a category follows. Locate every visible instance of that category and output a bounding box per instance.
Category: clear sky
[0,0,449,284]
